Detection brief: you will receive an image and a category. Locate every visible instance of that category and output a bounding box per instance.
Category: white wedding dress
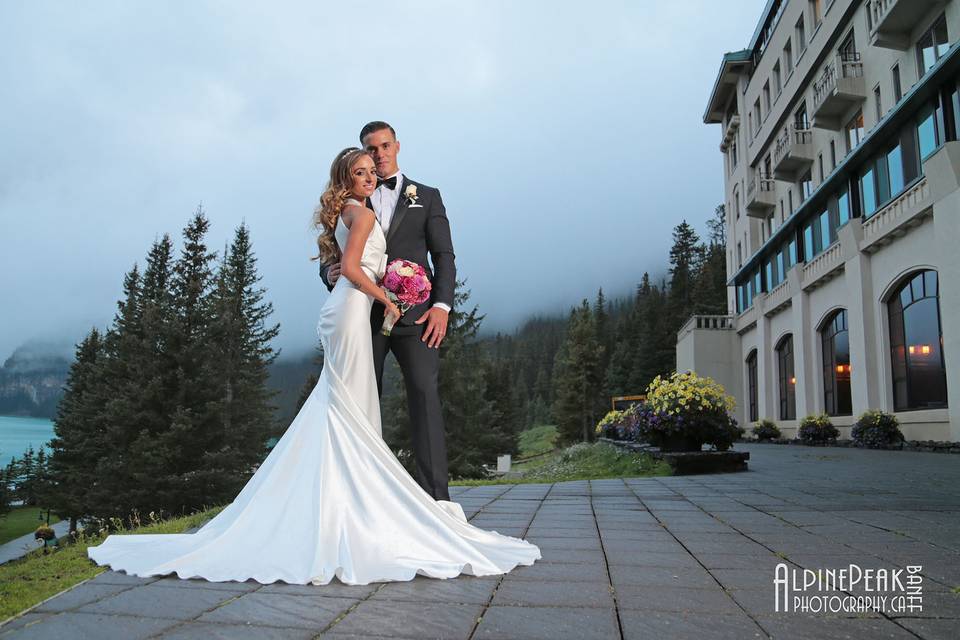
[87,199,541,585]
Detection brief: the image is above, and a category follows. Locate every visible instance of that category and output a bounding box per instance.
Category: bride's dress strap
[344,197,364,207]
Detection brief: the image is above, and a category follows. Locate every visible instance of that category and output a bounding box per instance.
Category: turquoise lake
[0,415,55,467]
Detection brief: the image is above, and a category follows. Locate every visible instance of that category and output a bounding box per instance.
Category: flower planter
[657,433,704,453]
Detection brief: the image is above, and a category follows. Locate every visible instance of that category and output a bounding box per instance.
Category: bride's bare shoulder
[340,203,376,229]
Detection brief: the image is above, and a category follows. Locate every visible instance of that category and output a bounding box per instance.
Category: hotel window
[810,0,822,29]
[917,14,949,77]
[788,189,794,214]
[777,249,786,282]
[821,309,852,417]
[737,241,742,268]
[754,270,762,296]
[874,85,882,122]
[818,153,824,182]
[765,260,775,288]
[777,334,797,420]
[818,209,832,251]
[860,165,878,217]
[754,99,762,133]
[800,169,813,202]
[795,103,809,129]
[892,64,902,102]
[748,113,754,142]
[731,137,739,168]
[788,238,798,265]
[773,61,782,96]
[917,104,941,161]
[837,188,850,226]
[763,81,771,116]
[888,270,948,410]
[796,15,806,53]
[830,140,836,170]
[746,350,759,422]
[803,223,815,261]
[735,188,741,220]
[784,39,793,74]
[845,110,864,152]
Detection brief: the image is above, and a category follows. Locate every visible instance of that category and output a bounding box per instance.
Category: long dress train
[86,204,541,585]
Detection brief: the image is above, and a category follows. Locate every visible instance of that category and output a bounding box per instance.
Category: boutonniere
[404,184,419,206]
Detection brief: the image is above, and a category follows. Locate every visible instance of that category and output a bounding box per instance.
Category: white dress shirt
[370,169,450,314]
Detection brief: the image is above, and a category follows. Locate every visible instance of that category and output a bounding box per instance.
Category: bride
[86,147,541,585]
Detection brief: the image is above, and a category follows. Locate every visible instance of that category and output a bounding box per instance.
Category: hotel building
[678,0,960,441]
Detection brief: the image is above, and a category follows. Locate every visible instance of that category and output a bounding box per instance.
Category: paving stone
[326,600,482,639]
[258,581,377,599]
[85,571,161,586]
[614,584,743,614]
[491,578,614,608]
[757,616,917,639]
[897,617,960,639]
[474,605,619,640]
[608,564,717,588]
[155,621,316,639]
[75,582,236,620]
[619,609,767,639]
[196,591,356,630]
[151,576,261,592]
[372,575,498,604]
[605,549,702,569]
[33,583,134,612]
[506,559,609,582]
[0,611,179,639]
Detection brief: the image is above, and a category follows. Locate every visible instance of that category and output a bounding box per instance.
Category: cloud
[0,0,761,359]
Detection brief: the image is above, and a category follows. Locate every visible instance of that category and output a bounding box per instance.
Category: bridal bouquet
[380,259,432,336]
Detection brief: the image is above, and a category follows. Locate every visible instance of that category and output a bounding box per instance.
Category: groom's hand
[328,262,342,285]
[416,307,449,349]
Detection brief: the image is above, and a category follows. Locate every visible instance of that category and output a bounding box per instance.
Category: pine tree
[202,222,281,499]
[692,204,729,315]
[87,263,148,520]
[551,301,604,444]
[44,328,105,531]
[668,220,702,324]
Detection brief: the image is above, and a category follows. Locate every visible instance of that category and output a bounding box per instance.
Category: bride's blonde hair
[312,147,373,265]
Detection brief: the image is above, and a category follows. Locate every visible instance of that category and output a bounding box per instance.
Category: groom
[319,121,456,502]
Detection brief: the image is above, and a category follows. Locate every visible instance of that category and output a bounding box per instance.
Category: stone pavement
[1,443,958,639]
[0,520,72,566]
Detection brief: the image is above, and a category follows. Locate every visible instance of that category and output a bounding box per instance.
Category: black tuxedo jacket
[319,175,456,328]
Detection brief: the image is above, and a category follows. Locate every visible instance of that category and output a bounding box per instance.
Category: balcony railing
[746,171,777,216]
[800,241,844,291]
[861,177,933,253]
[868,0,936,50]
[677,314,735,339]
[773,124,814,179]
[762,279,792,317]
[812,53,866,130]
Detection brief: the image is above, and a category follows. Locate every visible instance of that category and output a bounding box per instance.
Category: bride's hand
[384,300,401,321]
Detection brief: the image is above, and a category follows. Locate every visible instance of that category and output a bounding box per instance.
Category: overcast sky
[0,1,762,362]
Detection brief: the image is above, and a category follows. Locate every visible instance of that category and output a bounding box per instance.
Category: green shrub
[752,419,781,441]
[852,410,904,448]
[798,414,839,444]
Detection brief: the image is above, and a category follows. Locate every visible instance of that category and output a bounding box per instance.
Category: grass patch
[451,441,671,486]
[0,506,63,545]
[516,425,558,459]
[0,506,225,622]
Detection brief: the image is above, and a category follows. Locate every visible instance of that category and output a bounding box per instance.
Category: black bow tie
[377,175,398,190]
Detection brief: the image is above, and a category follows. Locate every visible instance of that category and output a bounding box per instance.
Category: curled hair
[312,147,372,265]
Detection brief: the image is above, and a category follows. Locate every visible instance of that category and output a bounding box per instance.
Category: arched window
[821,310,852,416]
[746,350,758,422]
[888,270,947,410]
[776,335,796,420]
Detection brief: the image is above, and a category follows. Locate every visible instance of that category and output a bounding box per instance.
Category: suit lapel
[386,175,411,245]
